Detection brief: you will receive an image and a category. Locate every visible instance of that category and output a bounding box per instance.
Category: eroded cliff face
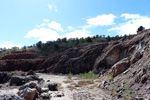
[0,29,150,76]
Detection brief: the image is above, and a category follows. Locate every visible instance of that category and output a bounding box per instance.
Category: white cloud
[48,4,53,10]
[67,26,74,31]
[35,23,46,27]
[1,41,13,44]
[48,21,63,31]
[0,41,21,49]
[24,28,93,43]
[109,14,150,35]
[87,14,116,26]
[61,30,93,39]
[121,14,140,19]
[80,25,93,30]
[48,4,58,12]
[40,23,46,27]
[0,44,22,49]
[24,28,60,43]
[54,6,58,12]
[43,19,50,22]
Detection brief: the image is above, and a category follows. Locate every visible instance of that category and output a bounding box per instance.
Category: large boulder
[130,51,142,64]
[19,87,38,100]
[48,83,58,91]
[0,94,23,100]
[111,57,130,77]
[10,76,25,86]
[25,75,42,82]
[27,70,36,76]
[0,72,11,84]
[19,81,37,90]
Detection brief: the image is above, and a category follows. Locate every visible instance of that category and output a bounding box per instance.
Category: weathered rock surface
[111,57,130,77]
[27,70,36,75]
[0,94,24,100]
[19,87,38,100]
[0,72,11,84]
[48,83,58,91]
[1,50,39,60]
[19,82,37,90]
[10,76,25,86]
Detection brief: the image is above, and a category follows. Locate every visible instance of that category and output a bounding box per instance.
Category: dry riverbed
[0,72,112,100]
[37,73,111,100]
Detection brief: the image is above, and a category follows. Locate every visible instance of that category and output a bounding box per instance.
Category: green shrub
[11,72,15,75]
[106,74,114,82]
[124,80,136,99]
[68,72,73,79]
[137,26,145,32]
[78,71,98,79]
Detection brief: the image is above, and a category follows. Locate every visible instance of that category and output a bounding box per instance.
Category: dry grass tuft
[63,80,73,84]
[92,94,97,97]
[88,84,98,89]
[95,77,104,83]
[67,85,76,90]
[86,80,94,84]
[57,83,64,90]
[71,80,95,87]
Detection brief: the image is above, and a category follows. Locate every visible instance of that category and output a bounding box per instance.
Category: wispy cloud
[79,25,93,30]
[48,4,58,12]
[48,4,53,10]
[109,14,150,35]
[67,26,75,31]
[87,14,117,26]
[54,6,58,12]
[121,14,140,19]
[35,23,46,27]
[61,30,92,39]
[43,19,50,22]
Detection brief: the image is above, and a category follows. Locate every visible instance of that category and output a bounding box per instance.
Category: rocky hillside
[0,29,150,99]
[0,29,149,74]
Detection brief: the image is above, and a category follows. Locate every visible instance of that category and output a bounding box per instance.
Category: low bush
[68,72,73,79]
[78,71,98,79]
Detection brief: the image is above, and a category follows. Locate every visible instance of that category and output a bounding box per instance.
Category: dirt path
[37,73,112,100]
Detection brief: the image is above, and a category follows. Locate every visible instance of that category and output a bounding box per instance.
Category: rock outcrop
[1,50,39,60]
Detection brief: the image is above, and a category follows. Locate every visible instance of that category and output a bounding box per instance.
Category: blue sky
[0,0,150,48]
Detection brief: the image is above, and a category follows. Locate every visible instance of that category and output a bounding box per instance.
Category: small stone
[41,88,49,93]
[56,93,65,97]
[146,86,150,90]
[40,93,51,99]
[117,94,122,99]
[47,80,50,82]
[141,75,148,84]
